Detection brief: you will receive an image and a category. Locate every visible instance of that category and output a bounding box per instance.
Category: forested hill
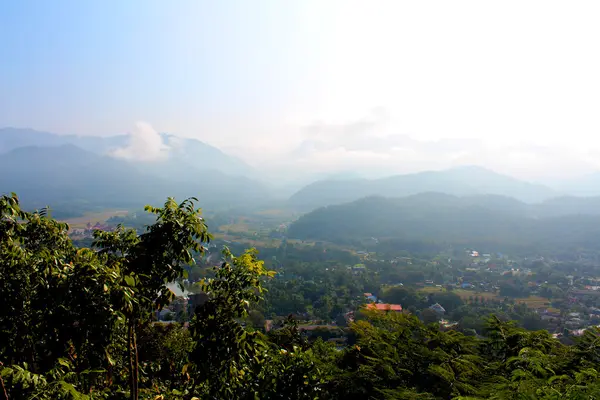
[288,166,558,210]
[286,193,600,253]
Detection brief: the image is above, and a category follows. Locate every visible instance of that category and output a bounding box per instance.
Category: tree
[249,310,266,329]
[421,309,440,325]
[93,196,210,400]
[6,192,600,399]
[431,291,464,313]
[381,286,421,308]
[0,193,120,397]
[188,248,274,399]
[0,194,212,399]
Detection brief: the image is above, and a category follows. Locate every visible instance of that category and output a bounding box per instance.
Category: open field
[61,210,129,229]
[418,287,551,309]
[213,233,281,248]
[218,221,253,233]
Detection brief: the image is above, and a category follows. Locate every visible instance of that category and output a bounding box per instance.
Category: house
[363,292,377,302]
[393,257,413,265]
[429,303,446,315]
[352,264,366,274]
[589,307,600,315]
[365,303,403,312]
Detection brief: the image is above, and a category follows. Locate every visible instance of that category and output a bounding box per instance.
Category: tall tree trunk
[128,321,138,400]
[133,324,139,400]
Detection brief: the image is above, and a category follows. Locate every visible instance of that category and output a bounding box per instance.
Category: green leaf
[124,275,135,287]
[57,358,71,368]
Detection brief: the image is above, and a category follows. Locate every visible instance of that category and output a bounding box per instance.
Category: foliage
[4,192,600,399]
[287,194,600,256]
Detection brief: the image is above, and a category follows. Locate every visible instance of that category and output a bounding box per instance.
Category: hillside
[0,144,270,217]
[286,193,600,254]
[288,166,558,210]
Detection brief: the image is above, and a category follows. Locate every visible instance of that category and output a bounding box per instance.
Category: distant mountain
[0,128,126,154]
[262,170,367,199]
[286,193,600,255]
[160,134,254,178]
[0,144,270,217]
[534,196,600,218]
[0,127,254,178]
[288,166,558,210]
[0,145,153,209]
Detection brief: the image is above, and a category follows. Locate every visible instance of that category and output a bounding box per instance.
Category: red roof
[363,292,373,297]
[366,303,402,312]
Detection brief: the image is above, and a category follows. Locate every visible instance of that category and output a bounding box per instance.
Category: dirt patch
[62,210,129,229]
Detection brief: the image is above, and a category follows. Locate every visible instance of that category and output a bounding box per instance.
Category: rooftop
[366,303,403,312]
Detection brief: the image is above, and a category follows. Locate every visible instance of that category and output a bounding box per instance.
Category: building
[363,292,378,302]
[365,303,403,312]
[429,303,446,315]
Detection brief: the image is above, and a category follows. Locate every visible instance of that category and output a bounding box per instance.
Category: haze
[2,1,600,182]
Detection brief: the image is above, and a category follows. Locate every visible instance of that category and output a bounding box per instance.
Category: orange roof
[364,292,373,297]
[366,303,402,312]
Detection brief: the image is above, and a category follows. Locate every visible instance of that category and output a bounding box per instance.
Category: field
[61,210,129,229]
[418,287,551,309]
[218,219,253,234]
[213,233,281,248]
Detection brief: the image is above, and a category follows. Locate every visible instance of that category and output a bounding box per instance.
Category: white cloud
[13,1,600,183]
[111,121,169,162]
[260,109,600,181]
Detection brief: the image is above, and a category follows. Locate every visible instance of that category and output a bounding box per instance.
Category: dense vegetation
[287,194,600,256]
[3,193,600,399]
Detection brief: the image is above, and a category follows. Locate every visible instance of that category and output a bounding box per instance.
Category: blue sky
[0,1,322,134]
[2,1,600,180]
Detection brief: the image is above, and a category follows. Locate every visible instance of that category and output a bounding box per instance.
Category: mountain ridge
[286,192,600,255]
[0,127,254,178]
[0,143,271,217]
[288,166,559,209]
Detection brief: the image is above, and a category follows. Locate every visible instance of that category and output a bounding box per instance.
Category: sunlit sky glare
[2,1,600,180]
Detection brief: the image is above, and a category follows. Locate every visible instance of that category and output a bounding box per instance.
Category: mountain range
[0,128,270,217]
[288,166,560,210]
[4,127,600,218]
[0,127,255,178]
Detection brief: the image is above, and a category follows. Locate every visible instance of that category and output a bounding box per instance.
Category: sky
[2,1,600,181]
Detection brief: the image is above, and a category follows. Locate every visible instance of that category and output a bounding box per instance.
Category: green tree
[187,248,274,399]
[421,309,440,325]
[93,197,210,400]
[380,286,421,308]
[431,291,464,313]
